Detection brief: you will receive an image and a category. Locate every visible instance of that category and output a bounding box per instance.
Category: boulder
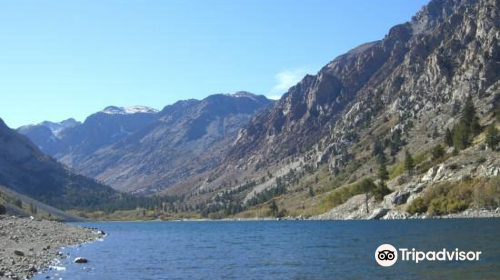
[421,166,438,182]
[13,250,24,257]
[367,208,389,220]
[433,164,447,181]
[391,191,411,205]
[74,257,88,264]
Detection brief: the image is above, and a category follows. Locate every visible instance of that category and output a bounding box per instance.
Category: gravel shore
[0,215,102,280]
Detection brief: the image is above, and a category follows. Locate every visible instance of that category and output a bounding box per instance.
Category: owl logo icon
[375,244,398,266]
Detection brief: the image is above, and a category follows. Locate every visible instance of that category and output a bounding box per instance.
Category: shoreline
[0,215,103,280]
[106,208,500,222]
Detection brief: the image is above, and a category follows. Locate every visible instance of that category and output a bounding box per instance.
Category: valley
[1,0,499,222]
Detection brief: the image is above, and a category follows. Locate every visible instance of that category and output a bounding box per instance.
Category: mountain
[168,0,499,218]
[40,118,80,136]
[55,106,159,168]
[0,118,120,211]
[71,92,274,193]
[18,106,159,167]
[17,118,80,155]
[0,184,86,221]
[12,0,499,220]
[227,0,499,166]
[18,93,274,194]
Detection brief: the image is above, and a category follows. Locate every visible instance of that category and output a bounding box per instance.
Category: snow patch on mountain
[101,106,159,115]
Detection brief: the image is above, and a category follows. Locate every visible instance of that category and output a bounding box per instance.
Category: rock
[421,166,438,182]
[412,183,426,193]
[391,190,411,205]
[74,257,88,264]
[367,208,389,220]
[13,250,24,257]
[433,164,447,181]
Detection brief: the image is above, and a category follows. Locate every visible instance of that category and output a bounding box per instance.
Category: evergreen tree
[452,122,470,150]
[0,204,6,215]
[486,123,499,150]
[451,97,481,150]
[378,162,389,182]
[358,178,377,213]
[14,199,22,208]
[461,96,481,135]
[269,200,279,216]
[29,203,37,214]
[404,150,415,173]
[444,128,453,147]
[372,138,384,157]
[376,151,387,165]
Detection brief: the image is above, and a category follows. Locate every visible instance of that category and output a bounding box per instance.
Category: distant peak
[102,105,158,115]
[226,91,258,98]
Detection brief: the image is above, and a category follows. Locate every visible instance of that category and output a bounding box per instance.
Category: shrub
[407,177,500,216]
[428,197,449,215]
[0,204,6,215]
[431,145,445,160]
[446,200,469,213]
[372,183,391,200]
[477,157,487,164]
[485,123,499,150]
[319,178,376,212]
[407,198,427,215]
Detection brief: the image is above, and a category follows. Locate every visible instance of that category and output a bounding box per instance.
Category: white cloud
[267,68,309,99]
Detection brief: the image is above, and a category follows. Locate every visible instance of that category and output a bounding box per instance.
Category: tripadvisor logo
[375,244,482,267]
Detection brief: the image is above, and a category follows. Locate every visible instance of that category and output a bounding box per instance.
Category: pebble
[0,215,103,279]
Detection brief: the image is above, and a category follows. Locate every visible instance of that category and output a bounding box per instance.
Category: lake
[36,219,500,280]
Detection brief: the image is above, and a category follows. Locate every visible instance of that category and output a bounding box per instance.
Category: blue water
[35,219,500,280]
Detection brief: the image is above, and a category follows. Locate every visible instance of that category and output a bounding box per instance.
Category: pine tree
[486,123,499,150]
[372,138,384,156]
[451,97,481,150]
[461,97,481,135]
[452,122,469,150]
[444,128,453,147]
[269,200,279,216]
[376,151,387,165]
[404,150,415,173]
[378,162,389,182]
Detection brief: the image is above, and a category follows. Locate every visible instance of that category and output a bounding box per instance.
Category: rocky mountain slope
[19,93,274,194]
[13,0,499,220]
[18,106,158,167]
[74,92,274,193]
[17,118,80,155]
[169,0,499,219]
[228,0,499,167]
[0,118,120,211]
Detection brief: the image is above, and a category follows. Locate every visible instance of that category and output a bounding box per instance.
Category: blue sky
[0,0,429,128]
